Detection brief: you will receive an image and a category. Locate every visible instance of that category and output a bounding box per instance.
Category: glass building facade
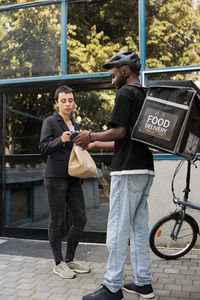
[0,0,200,242]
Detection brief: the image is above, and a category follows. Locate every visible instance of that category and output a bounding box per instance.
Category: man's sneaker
[53,261,76,279]
[67,259,90,274]
[82,285,124,300]
[123,283,155,299]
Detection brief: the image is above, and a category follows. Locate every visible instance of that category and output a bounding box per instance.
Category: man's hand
[73,130,91,148]
[85,142,97,151]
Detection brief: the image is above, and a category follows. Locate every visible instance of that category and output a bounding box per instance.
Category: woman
[39,85,90,279]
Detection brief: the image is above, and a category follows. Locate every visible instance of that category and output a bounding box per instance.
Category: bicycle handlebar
[191,154,200,168]
[192,154,200,162]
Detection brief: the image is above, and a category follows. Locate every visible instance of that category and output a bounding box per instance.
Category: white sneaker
[67,259,91,274]
[53,261,76,279]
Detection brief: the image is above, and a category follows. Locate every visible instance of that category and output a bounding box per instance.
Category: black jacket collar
[52,111,77,131]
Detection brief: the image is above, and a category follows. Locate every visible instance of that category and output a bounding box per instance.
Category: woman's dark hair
[54,85,75,101]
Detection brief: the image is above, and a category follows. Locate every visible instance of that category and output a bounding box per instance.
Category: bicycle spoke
[150,213,197,259]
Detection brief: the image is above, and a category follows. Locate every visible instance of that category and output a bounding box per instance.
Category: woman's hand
[61,131,71,143]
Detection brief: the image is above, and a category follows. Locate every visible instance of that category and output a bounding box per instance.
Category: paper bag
[68,144,98,178]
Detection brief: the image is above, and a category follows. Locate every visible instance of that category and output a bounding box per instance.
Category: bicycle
[149,155,200,260]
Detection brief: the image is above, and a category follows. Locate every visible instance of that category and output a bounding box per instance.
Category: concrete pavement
[0,238,200,299]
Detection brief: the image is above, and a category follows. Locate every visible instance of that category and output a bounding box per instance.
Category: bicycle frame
[172,158,200,240]
[173,160,200,211]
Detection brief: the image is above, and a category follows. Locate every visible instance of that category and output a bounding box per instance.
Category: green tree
[0,4,61,78]
[67,0,139,73]
[74,89,115,131]
[146,0,200,68]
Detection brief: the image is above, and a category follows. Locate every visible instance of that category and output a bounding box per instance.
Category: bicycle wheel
[149,212,198,259]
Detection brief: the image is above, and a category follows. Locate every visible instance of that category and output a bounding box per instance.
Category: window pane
[5,87,114,232]
[0,4,61,79]
[5,156,111,233]
[5,160,49,227]
[5,88,114,154]
[9,188,31,224]
[146,0,200,68]
[6,92,54,154]
[146,71,200,86]
[67,0,139,74]
[0,0,40,6]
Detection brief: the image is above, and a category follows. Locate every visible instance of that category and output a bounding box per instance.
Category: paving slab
[0,238,200,299]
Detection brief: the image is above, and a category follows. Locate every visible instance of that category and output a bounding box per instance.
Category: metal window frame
[0,0,109,79]
[142,65,200,87]
[1,0,199,86]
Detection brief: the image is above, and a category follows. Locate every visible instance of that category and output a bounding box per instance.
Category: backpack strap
[124,84,148,133]
[126,83,148,95]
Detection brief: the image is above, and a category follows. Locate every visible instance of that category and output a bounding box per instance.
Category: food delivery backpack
[131,80,200,160]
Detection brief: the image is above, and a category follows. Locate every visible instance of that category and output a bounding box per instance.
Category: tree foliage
[0,5,61,78]
[146,0,200,68]
[0,0,200,153]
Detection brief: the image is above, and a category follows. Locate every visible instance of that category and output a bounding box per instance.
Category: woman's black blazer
[39,111,80,178]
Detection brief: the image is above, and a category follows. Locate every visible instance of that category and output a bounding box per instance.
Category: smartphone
[70,130,78,141]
